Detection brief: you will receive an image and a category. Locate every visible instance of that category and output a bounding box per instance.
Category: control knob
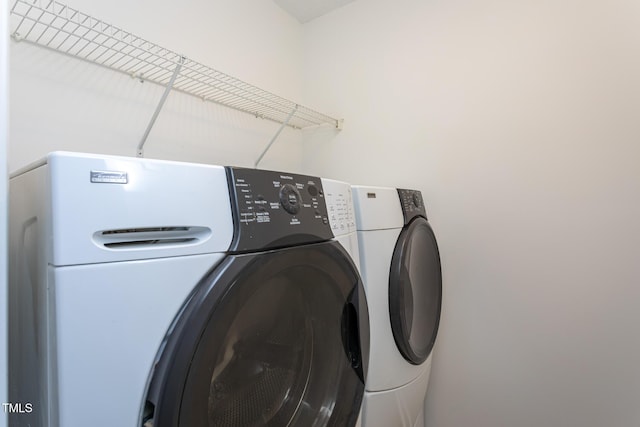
[412,192,421,208]
[279,184,302,214]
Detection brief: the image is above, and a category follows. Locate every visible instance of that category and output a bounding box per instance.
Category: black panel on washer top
[226,167,334,252]
[397,188,428,225]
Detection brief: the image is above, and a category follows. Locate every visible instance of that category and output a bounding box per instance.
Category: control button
[308,184,318,197]
[279,184,302,214]
[322,217,329,224]
[412,192,421,208]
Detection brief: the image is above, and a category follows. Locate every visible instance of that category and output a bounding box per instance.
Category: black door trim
[143,240,369,427]
[389,216,442,365]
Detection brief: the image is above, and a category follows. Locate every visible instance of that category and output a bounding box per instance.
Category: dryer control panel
[227,167,333,252]
[322,178,357,237]
[398,188,427,225]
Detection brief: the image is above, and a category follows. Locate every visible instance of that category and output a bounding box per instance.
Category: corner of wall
[1,0,9,425]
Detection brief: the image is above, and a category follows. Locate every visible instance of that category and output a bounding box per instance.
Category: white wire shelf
[9,0,342,131]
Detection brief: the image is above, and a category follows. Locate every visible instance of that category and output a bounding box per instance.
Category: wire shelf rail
[9,0,342,133]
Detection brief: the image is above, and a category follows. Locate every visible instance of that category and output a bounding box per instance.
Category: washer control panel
[227,167,333,252]
[398,188,427,224]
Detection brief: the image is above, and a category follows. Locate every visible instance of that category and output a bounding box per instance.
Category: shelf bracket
[254,104,298,169]
[136,56,185,158]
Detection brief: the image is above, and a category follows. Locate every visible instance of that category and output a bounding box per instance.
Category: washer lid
[389,216,442,365]
[143,240,369,427]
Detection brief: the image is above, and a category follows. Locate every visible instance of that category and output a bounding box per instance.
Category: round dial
[412,192,421,208]
[279,184,302,214]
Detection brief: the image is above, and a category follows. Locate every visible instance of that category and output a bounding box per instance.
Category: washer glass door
[143,240,368,427]
[389,216,442,365]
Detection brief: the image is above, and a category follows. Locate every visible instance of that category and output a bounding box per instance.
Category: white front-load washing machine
[352,186,442,427]
[8,152,369,427]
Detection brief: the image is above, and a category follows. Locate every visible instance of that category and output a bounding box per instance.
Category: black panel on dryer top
[397,188,427,225]
[226,167,334,252]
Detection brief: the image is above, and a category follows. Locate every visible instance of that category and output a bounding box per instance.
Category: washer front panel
[51,253,225,427]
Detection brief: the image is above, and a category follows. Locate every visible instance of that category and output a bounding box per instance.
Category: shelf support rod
[254,104,298,169]
[137,56,185,157]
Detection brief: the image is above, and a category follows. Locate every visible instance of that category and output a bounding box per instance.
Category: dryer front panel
[144,240,369,427]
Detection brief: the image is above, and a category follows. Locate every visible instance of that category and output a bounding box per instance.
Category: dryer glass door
[143,240,369,427]
[389,216,442,365]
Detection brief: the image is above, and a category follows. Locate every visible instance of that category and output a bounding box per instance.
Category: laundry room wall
[301,1,640,427]
[9,0,305,172]
[1,0,8,425]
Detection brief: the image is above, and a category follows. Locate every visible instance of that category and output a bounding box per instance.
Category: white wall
[1,0,8,424]
[302,1,640,426]
[9,0,305,172]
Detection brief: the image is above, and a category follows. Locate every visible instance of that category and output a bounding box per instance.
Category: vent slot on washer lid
[94,226,212,249]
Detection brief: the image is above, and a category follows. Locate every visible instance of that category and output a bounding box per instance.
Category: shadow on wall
[9,40,304,172]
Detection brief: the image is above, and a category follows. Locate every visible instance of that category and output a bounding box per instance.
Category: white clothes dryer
[352,186,442,427]
[8,152,369,427]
